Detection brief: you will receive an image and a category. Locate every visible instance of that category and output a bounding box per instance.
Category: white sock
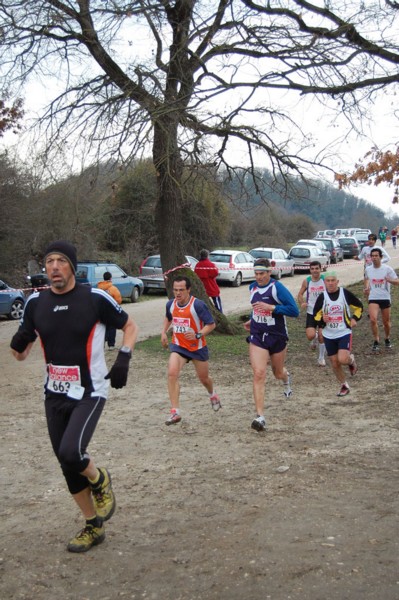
[318,343,325,360]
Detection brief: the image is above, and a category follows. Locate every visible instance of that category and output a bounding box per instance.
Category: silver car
[295,239,331,259]
[139,254,198,293]
[288,245,330,273]
[248,247,295,279]
[209,250,255,287]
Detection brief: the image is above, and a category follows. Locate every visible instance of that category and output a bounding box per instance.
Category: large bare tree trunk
[152,119,237,333]
[153,118,186,272]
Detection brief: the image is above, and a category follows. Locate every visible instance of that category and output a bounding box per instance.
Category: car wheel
[232,272,242,287]
[274,269,282,280]
[9,299,25,320]
[130,286,140,303]
[288,267,295,277]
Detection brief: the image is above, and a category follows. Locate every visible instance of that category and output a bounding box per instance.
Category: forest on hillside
[0,152,392,284]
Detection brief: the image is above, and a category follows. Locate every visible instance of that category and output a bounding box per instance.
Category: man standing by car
[313,272,363,397]
[194,248,223,313]
[10,240,138,553]
[356,233,390,268]
[364,247,399,352]
[296,261,327,366]
[161,275,221,424]
[97,271,123,350]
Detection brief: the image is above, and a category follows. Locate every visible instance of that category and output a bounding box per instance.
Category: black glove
[10,330,37,353]
[104,350,131,389]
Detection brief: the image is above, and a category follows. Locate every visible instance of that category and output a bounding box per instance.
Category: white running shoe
[318,358,326,367]
[251,416,266,431]
[283,374,292,397]
[209,392,222,411]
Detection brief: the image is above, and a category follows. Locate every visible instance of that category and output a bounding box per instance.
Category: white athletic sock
[318,343,326,360]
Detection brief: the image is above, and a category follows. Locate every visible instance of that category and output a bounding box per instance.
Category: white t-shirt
[365,264,398,300]
[359,245,390,266]
[306,277,326,314]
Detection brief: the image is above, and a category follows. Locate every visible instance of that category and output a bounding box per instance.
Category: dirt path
[1,251,398,600]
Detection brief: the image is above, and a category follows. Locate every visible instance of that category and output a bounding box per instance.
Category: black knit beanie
[44,240,78,273]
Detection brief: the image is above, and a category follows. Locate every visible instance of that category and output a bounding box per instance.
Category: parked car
[288,246,330,272]
[75,261,144,302]
[248,247,295,279]
[209,250,255,287]
[337,237,361,258]
[354,233,370,249]
[0,279,26,320]
[322,229,336,238]
[315,230,326,238]
[314,237,344,263]
[334,228,350,237]
[295,239,331,259]
[139,254,198,293]
[347,228,371,237]
[27,272,49,290]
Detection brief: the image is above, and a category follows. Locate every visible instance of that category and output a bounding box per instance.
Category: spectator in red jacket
[194,249,223,313]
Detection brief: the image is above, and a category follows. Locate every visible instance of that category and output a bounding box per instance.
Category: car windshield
[209,254,232,263]
[250,250,272,259]
[290,248,310,258]
[339,238,356,246]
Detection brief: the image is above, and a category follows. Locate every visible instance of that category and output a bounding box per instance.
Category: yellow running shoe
[91,468,116,521]
[67,523,105,553]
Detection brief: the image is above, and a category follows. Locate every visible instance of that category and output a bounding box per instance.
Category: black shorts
[369,299,391,309]
[305,313,319,329]
[323,333,352,356]
[247,332,288,355]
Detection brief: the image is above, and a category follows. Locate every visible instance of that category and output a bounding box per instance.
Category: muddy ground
[1,266,398,600]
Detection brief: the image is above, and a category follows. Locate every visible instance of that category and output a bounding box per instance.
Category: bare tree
[0,0,398,272]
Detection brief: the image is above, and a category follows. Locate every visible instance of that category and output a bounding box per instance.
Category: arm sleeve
[10,298,38,352]
[97,293,129,329]
[272,283,300,318]
[193,299,215,325]
[112,285,122,305]
[343,289,363,321]
[382,249,391,263]
[313,293,325,324]
[165,298,173,322]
